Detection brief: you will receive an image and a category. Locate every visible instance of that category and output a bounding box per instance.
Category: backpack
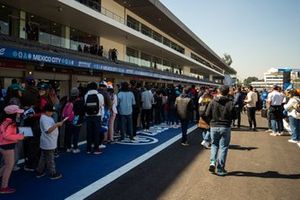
[62,102,74,122]
[85,93,100,115]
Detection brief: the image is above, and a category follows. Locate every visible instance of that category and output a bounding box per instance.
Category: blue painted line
[3,125,197,200]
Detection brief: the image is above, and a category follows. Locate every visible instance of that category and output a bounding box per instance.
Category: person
[84,82,104,154]
[107,84,117,143]
[267,85,284,136]
[205,85,235,176]
[244,86,258,131]
[175,88,194,146]
[117,82,136,141]
[63,87,84,153]
[198,88,213,148]
[36,103,64,180]
[130,81,141,138]
[233,87,244,128]
[141,85,154,131]
[283,89,300,143]
[0,105,24,194]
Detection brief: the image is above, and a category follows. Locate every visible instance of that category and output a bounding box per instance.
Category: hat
[70,87,79,97]
[44,103,56,112]
[38,83,49,90]
[4,105,24,115]
[10,83,25,92]
[99,81,108,87]
[107,81,113,89]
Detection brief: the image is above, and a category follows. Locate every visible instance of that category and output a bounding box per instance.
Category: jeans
[132,109,139,136]
[210,127,231,170]
[141,109,151,129]
[247,107,256,129]
[201,128,211,142]
[71,125,81,149]
[36,149,56,175]
[86,116,102,152]
[271,119,283,133]
[289,116,300,141]
[233,106,242,127]
[180,119,189,143]
[120,114,133,140]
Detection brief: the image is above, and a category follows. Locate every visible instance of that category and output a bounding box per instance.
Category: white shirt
[284,97,300,119]
[112,94,118,114]
[40,114,58,150]
[245,91,258,108]
[267,90,284,106]
[84,90,104,117]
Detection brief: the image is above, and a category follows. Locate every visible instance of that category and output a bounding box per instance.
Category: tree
[243,77,259,86]
[222,53,233,66]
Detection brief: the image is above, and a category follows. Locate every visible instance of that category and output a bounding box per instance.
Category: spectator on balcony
[77,44,82,52]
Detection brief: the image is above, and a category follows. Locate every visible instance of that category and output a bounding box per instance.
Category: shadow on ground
[227,171,300,179]
[229,144,258,151]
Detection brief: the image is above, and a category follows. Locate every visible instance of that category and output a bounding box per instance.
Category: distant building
[251,67,300,90]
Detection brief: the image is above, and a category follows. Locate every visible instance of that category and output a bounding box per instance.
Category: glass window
[141,52,151,68]
[0,4,19,36]
[126,47,139,65]
[163,37,171,47]
[152,31,162,42]
[141,24,152,37]
[70,28,97,50]
[127,15,140,31]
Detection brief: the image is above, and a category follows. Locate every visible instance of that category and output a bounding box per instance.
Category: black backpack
[85,93,100,115]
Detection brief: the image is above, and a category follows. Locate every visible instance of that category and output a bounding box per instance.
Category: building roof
[114,0,236,74]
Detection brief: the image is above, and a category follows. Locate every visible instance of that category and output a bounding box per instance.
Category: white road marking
[65,125,198,200]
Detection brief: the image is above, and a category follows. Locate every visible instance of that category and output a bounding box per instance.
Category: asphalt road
[87,114,300,200]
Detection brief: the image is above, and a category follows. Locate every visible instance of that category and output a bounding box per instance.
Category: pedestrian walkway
[87,114,300,200]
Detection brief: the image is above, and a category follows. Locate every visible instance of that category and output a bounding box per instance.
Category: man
[244,86,258,131]
[84,82,104,154]
[141,85,154,131]
[117,82,136,141]
[130,80,141,138]
[267,85,284,136]
[233,87,244,128]
[175,88,194,146]
[205,85,235,176]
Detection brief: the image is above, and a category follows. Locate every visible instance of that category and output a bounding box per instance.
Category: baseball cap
[4,105,24,115]
[99,81,108,87]
[70,87,79,97]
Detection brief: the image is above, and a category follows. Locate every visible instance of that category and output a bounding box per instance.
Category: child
[0,105,24,194]
[36,103,64,180]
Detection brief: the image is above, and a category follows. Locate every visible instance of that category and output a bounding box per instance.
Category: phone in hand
[62,117,69,122]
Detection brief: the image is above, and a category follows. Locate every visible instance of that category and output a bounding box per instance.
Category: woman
[284,89,300,143]
[0,105,24,194]
[107,85,117,143]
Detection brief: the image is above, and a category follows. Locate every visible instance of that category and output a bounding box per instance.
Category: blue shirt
[117,91,136,115]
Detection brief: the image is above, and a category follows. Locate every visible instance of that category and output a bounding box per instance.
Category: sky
[160,0,300,80]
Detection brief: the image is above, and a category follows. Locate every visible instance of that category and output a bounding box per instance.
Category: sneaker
[265,129,272,133]
[209,163,215,173]
[93,149,102,155]
[36,172,46,178]
[252,128,257,132]
[0,187,16,194]
[54,152,59,158]
[72,148,81,154]
[276,132,283,136]
[288,139,299,143]
[86,150,91,154]
[181,142,189,146]
[201,140,210,149]
[24,166,35,172]
[217,169,228,176]
[270,132,277,136]
[50,172,62,180]
[99,144,106,149]
[66,148,72,153]
[13,166,20,171]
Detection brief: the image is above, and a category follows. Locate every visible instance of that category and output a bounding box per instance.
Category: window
[163,37,171,47]
[127,15,140,31]
[0,4,19,36]
[141,24,152,37]
[141,52,151,68]
[126,47,139,65]
[70,28,97,50]
[152,31,162,42]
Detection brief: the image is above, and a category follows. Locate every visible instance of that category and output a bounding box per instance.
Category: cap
[70,87,79,97]
[10,83,25,92]
[44,103,56,112]
[99,81,108,87]
[38,83,49,90]
[4,105,24,115]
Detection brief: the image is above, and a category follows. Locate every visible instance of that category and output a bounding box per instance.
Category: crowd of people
[0,77,299,193]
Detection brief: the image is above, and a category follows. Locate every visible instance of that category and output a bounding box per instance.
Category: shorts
[0,143,16,150]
